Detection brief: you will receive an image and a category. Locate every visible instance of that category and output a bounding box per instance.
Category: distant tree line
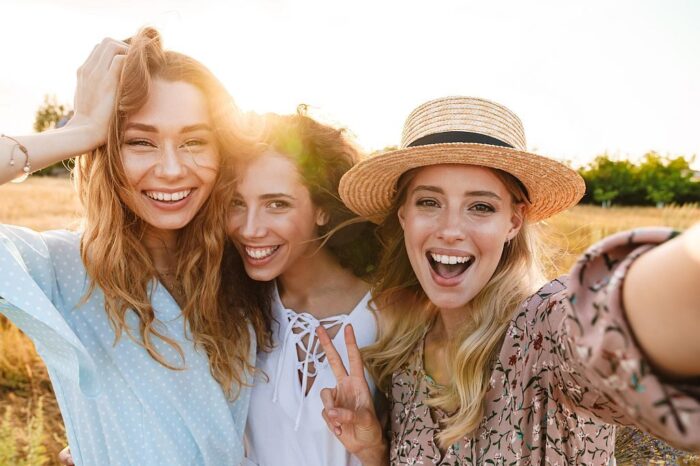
[33,97,700,207]
[578,153,699,207]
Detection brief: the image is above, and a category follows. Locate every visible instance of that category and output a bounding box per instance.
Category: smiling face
[398,164,524,312]
[121,78,219,233]
[227,151,327,282]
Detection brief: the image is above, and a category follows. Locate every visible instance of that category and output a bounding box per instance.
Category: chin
[426,293,472,311]
[148,218,195,231]
[244,267,277,282]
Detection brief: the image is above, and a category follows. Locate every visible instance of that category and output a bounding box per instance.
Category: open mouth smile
[143,189,194,205]
[427,251,475,282]
[244,245,281,262]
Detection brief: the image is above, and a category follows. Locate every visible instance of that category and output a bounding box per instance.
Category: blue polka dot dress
[0,225,253,466]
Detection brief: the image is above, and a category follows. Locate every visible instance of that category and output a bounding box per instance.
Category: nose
[436,206,465,243]
[154,143,187,179]
[239,207,266,240]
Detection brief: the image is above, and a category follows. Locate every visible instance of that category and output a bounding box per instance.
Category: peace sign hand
[316,324,388,466]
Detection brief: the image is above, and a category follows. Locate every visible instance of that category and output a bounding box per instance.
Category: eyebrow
[233,192,297,201]
[260,193,296,201]
[124,122,213,133]
[413,185,502,200]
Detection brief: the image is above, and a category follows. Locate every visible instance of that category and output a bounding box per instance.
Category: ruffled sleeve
[529,227,699,451]
[0,225,99,397]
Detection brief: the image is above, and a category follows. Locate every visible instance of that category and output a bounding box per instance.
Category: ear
[316,209,330,227]
[507,203,525,241]
[397,204,406,230]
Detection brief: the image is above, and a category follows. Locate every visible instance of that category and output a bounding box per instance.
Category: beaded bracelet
[1,134,31,182]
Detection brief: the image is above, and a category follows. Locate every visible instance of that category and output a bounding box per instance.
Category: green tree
[638,152,694,207]
[580,152,698,206]
[579,155,642,206]
[33,95,73,176]
[34,95,70,133]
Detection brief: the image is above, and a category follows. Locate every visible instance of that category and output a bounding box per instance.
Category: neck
[435,304,470,341]
[277,244,360,316]
[143,227,178,273]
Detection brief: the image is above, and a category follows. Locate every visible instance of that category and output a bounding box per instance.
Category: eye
[416,198,440,208]
[267,200,290,209]
[125,138,156,148]
[469,202,495,213]
[180,138,208,149]
[231,198,246,209]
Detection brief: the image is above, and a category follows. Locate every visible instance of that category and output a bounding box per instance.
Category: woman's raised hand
[316,324,388,466]
[0,38,127,185]
[69,38,128,147]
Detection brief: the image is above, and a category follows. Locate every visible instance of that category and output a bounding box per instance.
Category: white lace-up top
[245,284,377,466]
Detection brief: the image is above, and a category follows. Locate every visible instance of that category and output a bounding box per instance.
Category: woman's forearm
[1,38,127,186]
[623,224,700,378]
[0,121,98,185]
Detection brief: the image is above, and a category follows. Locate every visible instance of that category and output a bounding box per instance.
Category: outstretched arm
[316,325,389,466]
[0,38,127,185]
[624,223,700,378]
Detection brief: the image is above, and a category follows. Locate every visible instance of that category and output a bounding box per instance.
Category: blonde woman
[318,97,700,464]
[0,29,265,465]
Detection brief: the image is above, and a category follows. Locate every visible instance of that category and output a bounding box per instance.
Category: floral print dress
[389,228,700,465]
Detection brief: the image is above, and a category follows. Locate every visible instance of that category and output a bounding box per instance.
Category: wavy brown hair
[74,27,261,398]
[363,167,546,447]
[225,109,381,327]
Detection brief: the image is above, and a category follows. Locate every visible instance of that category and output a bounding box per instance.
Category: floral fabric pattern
[389,228,700,465]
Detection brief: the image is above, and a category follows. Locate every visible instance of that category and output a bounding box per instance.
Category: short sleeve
[539,228,699,451]
[0,224,99,397]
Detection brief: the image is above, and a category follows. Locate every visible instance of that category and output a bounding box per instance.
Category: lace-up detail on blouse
[272,309,348,430]
[246,285,377,466]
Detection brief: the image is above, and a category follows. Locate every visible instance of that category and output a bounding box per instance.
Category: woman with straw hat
[316,96,700,465]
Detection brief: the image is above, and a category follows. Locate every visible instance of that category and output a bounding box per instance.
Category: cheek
[402,216,433,267]
[121,152,154,187]
[193,160,219,192]
[470,218,510,247]
[226,213,242,236]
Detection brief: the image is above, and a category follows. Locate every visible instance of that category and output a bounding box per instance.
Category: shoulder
[513,277,569,327]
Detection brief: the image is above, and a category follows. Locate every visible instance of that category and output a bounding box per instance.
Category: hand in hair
[0,38,127,185]
[317,325,388,466]
[71,37,128,147]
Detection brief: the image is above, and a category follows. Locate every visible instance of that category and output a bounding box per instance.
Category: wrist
[63,115,108,150]
[358,440,388,466]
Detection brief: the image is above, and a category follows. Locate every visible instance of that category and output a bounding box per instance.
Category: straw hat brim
[339,143,585,223]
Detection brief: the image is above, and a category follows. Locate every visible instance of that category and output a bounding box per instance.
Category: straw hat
[339,96,585,223]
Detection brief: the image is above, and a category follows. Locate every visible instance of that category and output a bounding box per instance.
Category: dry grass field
[0,177,698,465]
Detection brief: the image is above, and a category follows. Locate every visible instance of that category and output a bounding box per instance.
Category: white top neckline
[270,285,372,430]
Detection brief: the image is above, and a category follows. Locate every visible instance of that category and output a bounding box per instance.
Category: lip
[142,188,196,211]
[425,248,474,287]
[427,247,472,257]
[241,244,282,267]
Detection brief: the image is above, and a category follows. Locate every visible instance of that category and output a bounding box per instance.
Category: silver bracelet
[1,134,31,182]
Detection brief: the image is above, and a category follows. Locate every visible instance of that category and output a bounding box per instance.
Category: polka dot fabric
[0,225,253,466]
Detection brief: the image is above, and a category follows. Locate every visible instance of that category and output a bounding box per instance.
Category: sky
[2,0,699,168]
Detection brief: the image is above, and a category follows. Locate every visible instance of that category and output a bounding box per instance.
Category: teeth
[145,189,192,202]
[245,246,279,260]
[430,253,471,265]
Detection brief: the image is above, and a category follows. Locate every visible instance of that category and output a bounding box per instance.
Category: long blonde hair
[363,167,545,447]
[74,27,260,398]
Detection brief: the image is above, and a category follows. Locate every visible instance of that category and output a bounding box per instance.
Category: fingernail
[328,409,337,417]
[334,427,342,436]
